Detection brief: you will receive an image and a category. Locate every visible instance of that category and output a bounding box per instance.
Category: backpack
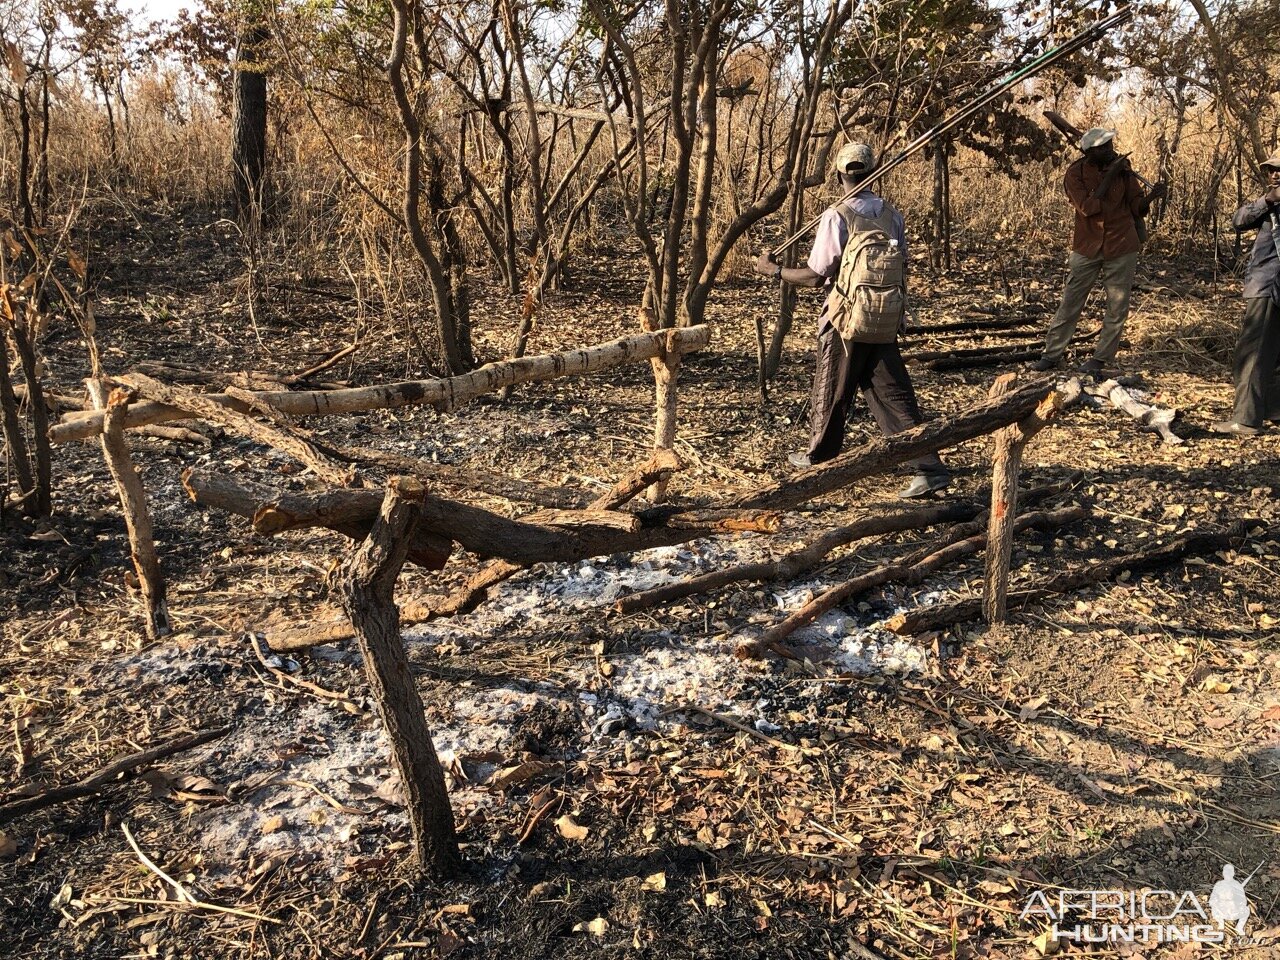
[827,202,906,344]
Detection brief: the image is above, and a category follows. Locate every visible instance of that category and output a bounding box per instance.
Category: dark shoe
[897,471,952,500]
[1209,420,1261,437]
[1029,357,1057,372]
[1079,358,1105,376]
[788,452,814,469]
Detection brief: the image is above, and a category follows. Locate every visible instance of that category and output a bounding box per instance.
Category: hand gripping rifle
[1043,109,1155,243]
[770,3,1135,257]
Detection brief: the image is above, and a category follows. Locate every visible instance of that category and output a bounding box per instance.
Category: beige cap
[834,141,876,175]
[1261,152,1280,172]
[1078,127,1116,150]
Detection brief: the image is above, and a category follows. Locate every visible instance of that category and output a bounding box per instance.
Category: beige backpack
[828,202,906,344]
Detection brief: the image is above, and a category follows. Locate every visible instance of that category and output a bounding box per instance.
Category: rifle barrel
[772,4,1134,257]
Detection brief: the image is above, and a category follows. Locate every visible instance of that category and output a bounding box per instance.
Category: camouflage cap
[834,141,876,175]
[1078,127,1116,150]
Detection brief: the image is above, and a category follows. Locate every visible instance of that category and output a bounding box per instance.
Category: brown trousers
[807,321,946,473]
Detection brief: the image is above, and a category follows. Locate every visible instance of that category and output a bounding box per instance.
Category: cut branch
[124,373,358,487]
[0,727,228,826]
[728,378,1058,512]
[886,522,1251,636]
[743,505,1088,659]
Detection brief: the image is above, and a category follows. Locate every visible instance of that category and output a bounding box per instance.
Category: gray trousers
[1232,297,1280,427]
[1042,250,1140,363]
[807,321,945,473]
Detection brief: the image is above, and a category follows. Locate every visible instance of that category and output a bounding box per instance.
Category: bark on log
[742,505,1087,659]
[101,388,171,640]
[728,378,1058,512]
[885,522,1250,636]
[338,478,459,878]
[52,326,713,443]
[131,361,290,392]
[181,469,452,569]
[125,373,358,487]
[911,316,1037,334]
[0,727,229,826]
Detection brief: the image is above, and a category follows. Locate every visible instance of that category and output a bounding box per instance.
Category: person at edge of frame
[753,141,952,501]
[1210,152,1280,437]
[1031,126,1167,376]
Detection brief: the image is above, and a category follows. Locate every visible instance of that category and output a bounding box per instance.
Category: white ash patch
[599,633,754,729]
[403,534,785,645]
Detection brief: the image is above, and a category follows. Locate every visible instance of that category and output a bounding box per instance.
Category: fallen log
[885,521,1249,635]
[52,326,713,443]
[615,500,980,615]
[615,473,1083,617]
[739,504,1088,659]
[337,478,459,878]
[905,338,1047,363]
[125,373,358,487]
[912,316,1038,335]
[181,469,452,569]
[264,451,688,653]
[0,726,229,826]
[728,377,1060,512]
[1084,378,1184,445]
[925,348,1040,371]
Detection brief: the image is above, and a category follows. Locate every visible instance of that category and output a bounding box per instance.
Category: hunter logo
[1019,862,1263,946]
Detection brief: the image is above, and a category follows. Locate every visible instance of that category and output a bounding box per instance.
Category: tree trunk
[230,24,269,220]
[338,478,460,878]
[6,319,50,516]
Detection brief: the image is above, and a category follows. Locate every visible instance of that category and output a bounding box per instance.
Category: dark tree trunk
[231,24,270,221]
[338,479,460,879]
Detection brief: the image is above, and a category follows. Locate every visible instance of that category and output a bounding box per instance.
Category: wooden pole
[338,477,459,878]
[99,388,171,640]
[983,374,1021,625]
[648,350,681,502]
[51,326,713,443]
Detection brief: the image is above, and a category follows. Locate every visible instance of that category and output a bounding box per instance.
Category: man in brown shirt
[1033,127,1166,375]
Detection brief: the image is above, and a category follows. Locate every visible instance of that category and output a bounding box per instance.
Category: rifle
[1043,110,1153,244]
[771,4,1134,257]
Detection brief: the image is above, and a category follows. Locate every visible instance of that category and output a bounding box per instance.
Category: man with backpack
[1210,152,1280,436]
[754,141,951,499]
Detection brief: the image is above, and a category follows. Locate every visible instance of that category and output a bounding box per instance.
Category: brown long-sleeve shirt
[1063,157,1145,259]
